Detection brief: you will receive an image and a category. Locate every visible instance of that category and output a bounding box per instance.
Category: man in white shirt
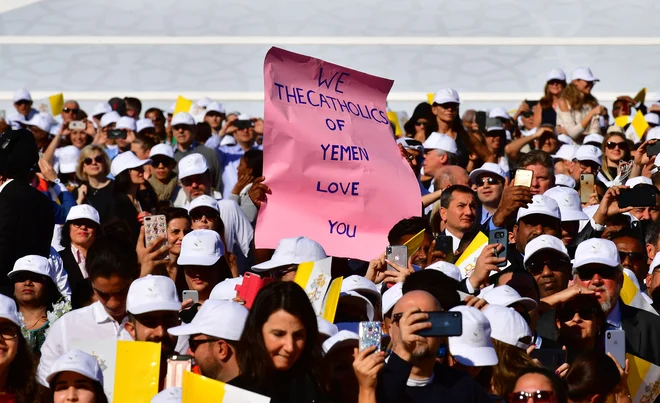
[37,235,138,386]
[439,185,477,253]
[172,153,223,208]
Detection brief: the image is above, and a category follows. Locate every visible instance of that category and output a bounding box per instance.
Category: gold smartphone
[514,169,533,187]
[580,174,594,203]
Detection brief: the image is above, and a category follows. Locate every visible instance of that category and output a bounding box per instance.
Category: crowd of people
[0,65,659,402]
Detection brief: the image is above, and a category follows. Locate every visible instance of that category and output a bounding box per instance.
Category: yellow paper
[626,353,660,403]
[49,93,64,116]
[322,276,343,323]
[182,371,225,403]
[293,261,315,290]
[631,110,649,139]
[387,111,402,136]
[113,340,161,402]
[615,115,631,128]
[426,93,434,104]
[174,95,194,115]
[633,88,647,105]
[403,229,425,256]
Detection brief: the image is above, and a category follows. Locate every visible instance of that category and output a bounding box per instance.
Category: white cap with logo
[488,107,511,120]
[151,387,182,403]
[171,112,195,127]
[626,176,653,188]
[66,204,101,225]
[116,116,136,131]
[340,275,379,302]
[551,144,578,162]
[517,195,561,222]
[13,88,32,103]
[426,261,463,281]
[126,275,181,315]
[26,113,52,132]
[649,252,660,275]
[205,102,226,115]
[100,111,121,128]
[482,304,532,349]
[432,88,460,105]
[523,234,569,267]
[136,118,155,133]
[382,282,403,318]
[448,305,498,367]
[469,162,507,183]
[150,143,175,160]
[0,294,19,328]
[480,285,537,311]
[317,316,338,338]
[647,127,660,142]
[178,229,225,266]
[572,238,620,272]
[547,68,567,82]
[554,174,576,188]
[209,276,243,301]
[110,151,152,177]
[168,300,248,341]
[571,67,600,82]
[8,255,51,283]
[92,102,112,117]
[422,132,458,154]
[573,145,602,166]
[322,330,359,355]
[187,194,219,214]
[583,133,604,146]
[46,349,104,385]
[544,187,588,221]
[252,236,328,271]
[178,153,208,180]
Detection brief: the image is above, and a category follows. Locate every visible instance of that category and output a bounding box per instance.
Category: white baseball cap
[432,88,460,105]
[100,111,121,128]
[136,118,155,133]
[65,204,100,225]
[168,300,247,341]
[572,67,599,82]
[544,187,588,221]
[92,102,112,117]
[547,68,567,82]
[339,291,375,321]
[626,176,652,188]
[150,143,175,160]
[126,275,181,315]
[166,103,175,115]
[340,275,380,302]
[523,234,569,267]
[151,387,182,403]
[46,349,104,385]
[469,162,507,183]
[209,276,243,301]
[57,145,81,174]
[116,116,136,131]
[187,195,219,214]
[196,97,212,108]
[396,137,424,154]
[551,144,578,162]
[517,195,561,222]
[8,255,51,282]
[171,112,195,127]
[205,102,225,115]
[322,330,358,355]
[252,236,327,271]
[647,127,660,142]
[110,151,151,177]
[220,135,237,146]
[13,88,31,103]
[0,294,19,328]
[573,145,602,166]
[178,153,208,179]
[482,304,532,349]
[26,113,51,132]
[317,316,338,338]
[488,107,511,120]
[583,133,604,146]
[448,305,498,367]
[649,252,660,275]
[554,174,576,188]
[480,285,537,311]
[177,229,225,266]
[573,238,620,271]
[382,282,403,319]
[422,132,458,154]
[608,125,625,135]
[557,134,575,145]
[426,261,463,281]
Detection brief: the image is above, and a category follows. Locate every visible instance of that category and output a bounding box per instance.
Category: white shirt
[48,247,71,299]
[445,228,462,253]
[37,301,131,386]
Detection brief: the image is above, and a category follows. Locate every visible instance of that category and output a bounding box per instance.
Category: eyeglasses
[83,156,105,165]
[576,160,600,172]
[435,102,459,110]
[508,390,555,402]
[525,258,571,276]
[476,177,501,187]
[189,338,219,352]
[557,305,598,322]
[63,107,80,114]
[0,325,18,340]
[415,121,427,127]
[576,266,618,280]
[618,251,646,264]
[606,141,627,150]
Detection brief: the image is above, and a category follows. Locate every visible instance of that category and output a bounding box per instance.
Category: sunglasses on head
[525,257,571,276]
[576,266,618,280]
[83,156,105,165]
[606,141,627,150]
[508,390,555,402]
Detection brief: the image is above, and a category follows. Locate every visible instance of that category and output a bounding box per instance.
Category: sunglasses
[525,258,571,276]
[152,157,173,168]
[606,141,627,150]
[83,156,105,165]
[63,107,80,114]
[547,80,565,86]
[15,100,31,106]
[618,251,646,264]
[188,338,219,352]
[476,177,501,187]
[576,266,618,280]
[508,390,555,402]
[0,325,18,341]
[522,111,534,118]
[415,121,427,127]
[268,265,297,279]
[190,211,219,223]
[557,305,598,322]
[10,272,47,284]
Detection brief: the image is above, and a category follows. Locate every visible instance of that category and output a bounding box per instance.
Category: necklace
[24,309,47,330]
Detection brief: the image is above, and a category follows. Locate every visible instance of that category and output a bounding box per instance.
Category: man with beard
[574,238,660,365]
[124,275,184,391]
[377,290,491,403]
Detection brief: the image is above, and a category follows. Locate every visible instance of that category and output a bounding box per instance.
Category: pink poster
[256,47,421,261]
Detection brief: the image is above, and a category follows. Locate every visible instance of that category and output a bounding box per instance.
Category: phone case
[358,321,382,351]
[514,169,533,187]
[234,272,274,309]
[165,355,192,388]
[488,230,508,267]
[386,245,408,272]
[418,311,462,337]
[605,330,626,368]
[144,215,167,247]
[580,174,594,203]
[182,290,199,304]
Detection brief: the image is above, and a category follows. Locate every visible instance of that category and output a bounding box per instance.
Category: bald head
[392,290,442,316]
[434,166,470,191]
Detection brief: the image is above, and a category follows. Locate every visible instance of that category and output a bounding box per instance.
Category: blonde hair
[600,132,630,181]
[76,145,110,182]
[490,339,539,396]
[560,83,598,111]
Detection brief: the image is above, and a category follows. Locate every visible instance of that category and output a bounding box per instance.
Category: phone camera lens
[607,333,611,340]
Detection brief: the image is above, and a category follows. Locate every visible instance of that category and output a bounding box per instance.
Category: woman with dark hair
[109,151,157,245]
[8,256,68,355]
[557,68,602,140]
[533,69,567,128]
[403,102,434,141]
[47,349,108,403]
[231,281,329,403]
[230,149,262,225]
[510,366,568,403]
[75,144,114,221]
[565,350,630,403]
[59,205,102,294]
[0,294,41,402]
[555,295,605,364]
[154,207,191,293]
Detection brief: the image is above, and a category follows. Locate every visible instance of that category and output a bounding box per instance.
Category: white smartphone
[605,329,626,368]
[182,290,199,304]
[358,321,382,352]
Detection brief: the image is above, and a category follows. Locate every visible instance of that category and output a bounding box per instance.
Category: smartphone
[488,229,508,267]
[144,214,167,247]
[618,187,657,208]
[476,111,487,132]
[530,349,567,370]
[605,329,626,368]
[647,141,660,157]
[358,321,382,352]
[107,129,126,139]
[435,235,455,263]
[386,245,408,272]
[580,174,595,203]
[165,354,192,388]
[417,311,462,337]
[182,290,199,304]
[69,121,86,130]
[514,169,533,187]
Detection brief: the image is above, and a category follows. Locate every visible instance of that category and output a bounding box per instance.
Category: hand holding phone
[386,245,408,272]
[435,235,454,263]
[69,121,86,130]
[359,321,382,352]
[514,169,533,187]
[488,229,508,267]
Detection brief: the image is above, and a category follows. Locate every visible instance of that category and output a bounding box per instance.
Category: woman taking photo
[533,69,567,128]
[8,256,68,355]
[47,349,108,403]
[599,131,630,184]
[59,205,101,295]
[231,281,329,403]
[0,294,40,402]
[555,295,605,364]
[565,350,630,403]
[75,145,114,222]
[557,67,602,140]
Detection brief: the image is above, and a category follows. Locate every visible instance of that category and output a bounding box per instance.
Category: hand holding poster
[256,47,420,261]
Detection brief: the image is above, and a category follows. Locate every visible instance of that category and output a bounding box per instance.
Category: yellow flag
[387,111,403,136]
[294,257,333,315]
[113,340,161,402]
[631,110,649,139]
[174,95,194,115]
[426,93,434,104]
[182,371,225,403]
[403,229,425,256]
[620,273,658,316]
[33,93,64,116]
[633,88,647,105]
[626,353,660,402]
[615,115,631,128]
[454,232,489,278]
[322,276,343,323]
